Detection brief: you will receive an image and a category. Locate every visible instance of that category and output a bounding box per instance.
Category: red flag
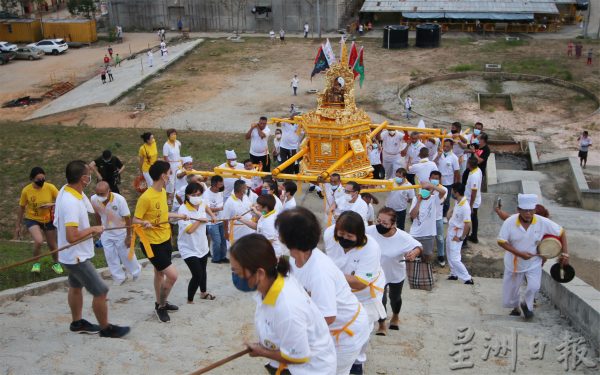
[311,45,329,79]
[348,42,358,68]
[352,47,364,87]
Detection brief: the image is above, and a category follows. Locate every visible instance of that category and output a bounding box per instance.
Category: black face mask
[451,129,459,134]
[338,238,358,249]
[375,224,392,235]
[34,179,45,187]
[218,186,225,192]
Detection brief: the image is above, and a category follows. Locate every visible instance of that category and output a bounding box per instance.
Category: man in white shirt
[379,129,406,179]
[55,160,129,338]
[341,181,369,223]
[241,159,263,192]
[290,74,299,96]
[404,95,413,120]
[429,171,448,267]
[425,137,439,161]
[408,147,438,184]
[449,122,469,174]
[203,175,228,263]
[91,181,141,285]
[162,129,181,197]
[385,168,414,231]
[324,173,345,225]
[402,131,425,184]
[223,180,254,244]
[174,156,193,197]
[446,183,474,284]
[246,116,271,172]
[281,181,297,211]
[435,138,460,220]
[218,150,245,200]
[368,142,384,179]
[303,22,309,38]
[262,179,283,212]
[464,157,483,244]
[409,181,446,263]
[277,115,303,174]
[497,194,569,318]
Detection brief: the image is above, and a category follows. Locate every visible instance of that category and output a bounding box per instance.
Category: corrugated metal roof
[361,1,560,14]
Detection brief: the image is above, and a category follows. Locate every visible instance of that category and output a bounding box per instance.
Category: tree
[0,0,19,14]
[67,0,96,18]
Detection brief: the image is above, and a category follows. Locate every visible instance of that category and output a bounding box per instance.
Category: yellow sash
[128,224,154,260]
[330,304,361,344]
[352,272,384,299]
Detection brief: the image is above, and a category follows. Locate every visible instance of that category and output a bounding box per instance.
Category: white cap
[517,194,538,210]
[181,156,193,165]
[225,150,237,160]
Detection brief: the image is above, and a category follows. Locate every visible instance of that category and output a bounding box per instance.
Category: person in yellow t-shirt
[133,160,187,323]
[138,132,158,189]
[15,167,62,274]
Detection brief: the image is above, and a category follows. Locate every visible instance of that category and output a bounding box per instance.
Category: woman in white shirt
[236,195,282,256]
[163,128,182,197]
[177,182,217,302]
[277,207,370,375]
[365,207,421,336]
[323,211,386,375]
[230,234,337,375]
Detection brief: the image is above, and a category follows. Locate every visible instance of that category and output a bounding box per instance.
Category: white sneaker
[443,218,448,224]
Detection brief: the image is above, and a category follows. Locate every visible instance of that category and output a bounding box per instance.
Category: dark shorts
[63,260,109,296]
[24,218,55,231]
[578,150,588,159]
[142,239,173,272]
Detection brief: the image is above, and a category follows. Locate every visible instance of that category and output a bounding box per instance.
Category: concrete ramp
[27,39,203,120]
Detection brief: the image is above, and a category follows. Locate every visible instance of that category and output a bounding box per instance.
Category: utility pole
[316,0,321,38]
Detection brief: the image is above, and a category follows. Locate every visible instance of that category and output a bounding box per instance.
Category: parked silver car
[14,46,45,60]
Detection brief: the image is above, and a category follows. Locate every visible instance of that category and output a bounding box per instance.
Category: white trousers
[142,172,153,188]
[102,236,141,282]
[383,158,403,179]
[446,235,471,281]
[355,300,385,364]
[502,266,541,312]
[337,349,361,375]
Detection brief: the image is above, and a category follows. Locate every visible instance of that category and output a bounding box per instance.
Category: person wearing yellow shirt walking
[138,132,158,188]
[15,167,62,274]
[133,160,188,323]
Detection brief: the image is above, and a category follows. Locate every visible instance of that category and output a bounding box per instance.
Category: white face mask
[189,196,202,206]
[97,195,108,203]
[229,160,237,167]
[345,193,354,203]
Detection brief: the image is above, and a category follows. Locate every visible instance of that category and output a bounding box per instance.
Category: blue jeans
[436,218,445,258]
[207,223,227,262]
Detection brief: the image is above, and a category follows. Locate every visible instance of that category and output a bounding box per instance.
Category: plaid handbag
[406,258,434,291]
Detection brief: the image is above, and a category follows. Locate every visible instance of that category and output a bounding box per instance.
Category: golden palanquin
[298,61,374,180]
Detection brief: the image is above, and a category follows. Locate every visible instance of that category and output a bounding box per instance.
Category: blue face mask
[395,177,404,184]
[420,189,431,199]
[473,129,481,136]
[232,272,256,292]
[472,138,480,145]
[430,179,440,186]
[261,188,269,196]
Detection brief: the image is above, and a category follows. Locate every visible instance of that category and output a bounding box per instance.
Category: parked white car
[27,39,68,55]
[0,41,18,52]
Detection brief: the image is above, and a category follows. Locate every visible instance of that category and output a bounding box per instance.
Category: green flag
[352,47,364,88]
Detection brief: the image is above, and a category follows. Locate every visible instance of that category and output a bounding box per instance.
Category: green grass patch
[503,58,573,81]
[0,122,246,240]
[450,63,477,72]
[480,39,528,53]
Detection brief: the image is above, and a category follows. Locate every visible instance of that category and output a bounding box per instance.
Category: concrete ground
[1,255,597,375]
[27,39,203,120]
